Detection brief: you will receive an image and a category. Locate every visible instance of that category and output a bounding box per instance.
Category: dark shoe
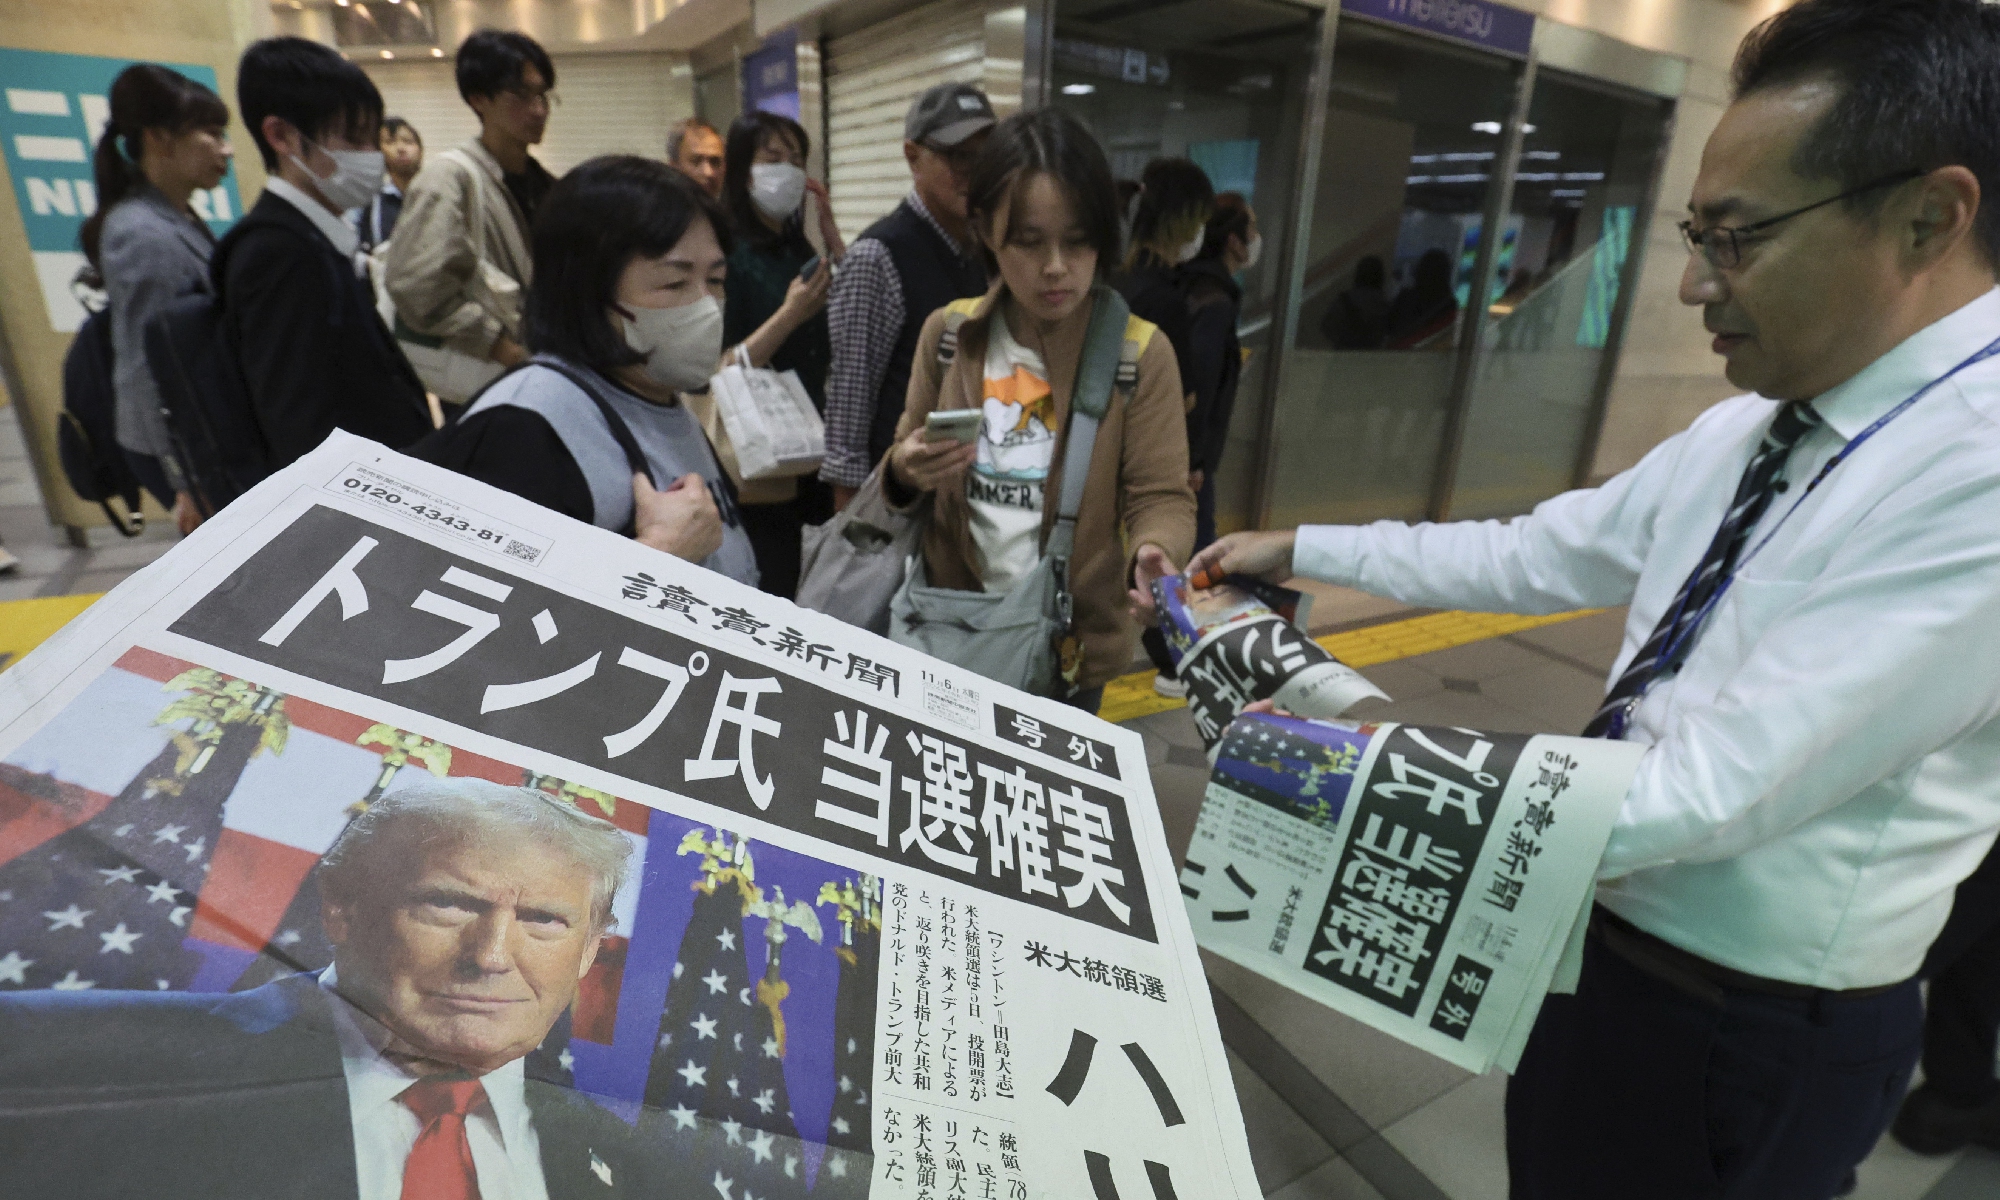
[1890,1082,2000,1155]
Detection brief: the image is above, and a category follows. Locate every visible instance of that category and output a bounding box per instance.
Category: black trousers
[1919,840,2000,1106]
[1507,919,1922,1199]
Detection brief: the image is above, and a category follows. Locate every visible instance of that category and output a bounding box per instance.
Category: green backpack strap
[937,298,981,368]
[1051,286,1130,526]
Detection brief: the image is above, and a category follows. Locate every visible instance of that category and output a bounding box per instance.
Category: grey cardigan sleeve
[100,201,211,485]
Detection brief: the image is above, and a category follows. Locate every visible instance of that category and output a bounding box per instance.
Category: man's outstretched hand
[1186,530,1297,589]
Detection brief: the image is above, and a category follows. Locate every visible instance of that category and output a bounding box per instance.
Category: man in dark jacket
[223,36,431,473]
[818,82,992,507]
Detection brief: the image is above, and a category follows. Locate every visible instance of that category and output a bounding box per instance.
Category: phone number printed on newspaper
[325,462,551,566]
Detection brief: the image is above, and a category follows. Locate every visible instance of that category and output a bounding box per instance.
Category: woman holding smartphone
[885,108,1196,712]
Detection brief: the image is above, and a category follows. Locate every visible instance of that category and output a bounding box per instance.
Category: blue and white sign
[741,29,800,123]
[1342,0,1536,57]
[0,48,244,333]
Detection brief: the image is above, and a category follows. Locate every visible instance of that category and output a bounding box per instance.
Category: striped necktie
[1583,400,1823,738]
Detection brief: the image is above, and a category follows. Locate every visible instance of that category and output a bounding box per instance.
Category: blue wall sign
[742,29,800,123]
[0,47,244,333]
[1342,0,1536,57]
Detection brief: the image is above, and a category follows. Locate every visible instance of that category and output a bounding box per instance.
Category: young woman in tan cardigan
[885,108,1196,711]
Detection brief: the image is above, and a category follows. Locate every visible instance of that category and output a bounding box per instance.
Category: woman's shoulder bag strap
[527,357,658,490]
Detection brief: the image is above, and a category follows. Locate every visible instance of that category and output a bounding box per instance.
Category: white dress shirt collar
[266,177,361,257]
[1802,287,2000,440]
[318,966,540,1193]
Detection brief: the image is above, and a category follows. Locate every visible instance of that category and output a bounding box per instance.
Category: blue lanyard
[1607,331,2000,740]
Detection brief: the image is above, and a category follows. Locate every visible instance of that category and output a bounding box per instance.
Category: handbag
[886,286,1134,698]
[794,461,930,636]
[395,149,519,405]
[708,344,825,481]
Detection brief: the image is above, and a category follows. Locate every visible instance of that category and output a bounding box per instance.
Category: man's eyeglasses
[1679,168,1925,269]
[923,140,982,176]
[503,85,561,110]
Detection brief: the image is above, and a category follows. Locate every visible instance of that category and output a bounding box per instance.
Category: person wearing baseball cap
[819,82,996,507]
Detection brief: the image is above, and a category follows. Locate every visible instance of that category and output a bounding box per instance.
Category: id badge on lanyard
[1603,331,2000,742]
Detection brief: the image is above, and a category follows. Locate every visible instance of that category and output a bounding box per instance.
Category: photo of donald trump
[0,778,644,1199]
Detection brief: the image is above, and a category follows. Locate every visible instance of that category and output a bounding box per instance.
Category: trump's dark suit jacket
[0,974,638,1199]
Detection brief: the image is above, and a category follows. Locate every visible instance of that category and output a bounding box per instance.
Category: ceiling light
[1061,83,1095,96]
[380,49,395,58]
[1561,171,1605,182]
[431,47,444,57]
[1472,121,1536,135]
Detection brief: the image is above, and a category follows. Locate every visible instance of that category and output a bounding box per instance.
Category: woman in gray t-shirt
[417,156,758,586]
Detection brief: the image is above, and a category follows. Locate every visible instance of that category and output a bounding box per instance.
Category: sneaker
[1891,1083,2000,1155]
[1152,673,1187,699]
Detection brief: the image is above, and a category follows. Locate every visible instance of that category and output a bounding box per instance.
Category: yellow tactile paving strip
[0,593,1606,725]
[1097,607,1610,726]
[0,593,104,669]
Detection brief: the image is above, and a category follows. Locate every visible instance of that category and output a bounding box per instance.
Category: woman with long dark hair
[416,156,756,583]
[81,63,232,527]
[710,108,841,597]
[885,109,1195,710]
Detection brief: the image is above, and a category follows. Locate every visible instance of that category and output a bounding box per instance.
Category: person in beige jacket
[887,108,1195,706]
[383,31,554,399]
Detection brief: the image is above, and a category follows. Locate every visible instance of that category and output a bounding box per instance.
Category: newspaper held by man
[1151,574,1387,751]
[0,431,1258,1200]
[1184,711,1642,1075]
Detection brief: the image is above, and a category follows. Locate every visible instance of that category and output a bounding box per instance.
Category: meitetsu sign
[1343,0,1537,57]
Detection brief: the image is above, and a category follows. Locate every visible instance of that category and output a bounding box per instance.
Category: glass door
[1439,71,1671,519]
[1264,20,1523,527]
[1050,0,1319,534]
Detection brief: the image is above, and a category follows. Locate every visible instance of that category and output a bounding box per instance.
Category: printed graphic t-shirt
[968,314,1058,592]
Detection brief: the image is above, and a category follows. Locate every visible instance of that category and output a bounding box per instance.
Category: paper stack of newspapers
[1183,711,1643,1074]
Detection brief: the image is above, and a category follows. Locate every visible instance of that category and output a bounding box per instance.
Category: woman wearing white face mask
[711,110,844,598]
[416,156,758,582]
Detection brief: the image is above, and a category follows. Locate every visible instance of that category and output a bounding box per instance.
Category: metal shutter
[825,0,988,244]
[364,53,694,177]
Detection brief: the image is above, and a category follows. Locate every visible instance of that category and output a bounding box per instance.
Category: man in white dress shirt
[0,779,644,1200]
[1191,1,2000,1195]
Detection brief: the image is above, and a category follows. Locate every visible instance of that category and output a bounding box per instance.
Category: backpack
[145,288,266,518]
[56,305,146,536]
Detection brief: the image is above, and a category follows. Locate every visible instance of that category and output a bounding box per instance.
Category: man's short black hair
[381,116,421,146]
[524,155,732,374]
[456,29,556,102]
[1733,0,2000,261]
[237,36,384,171]
[966,108,1122,281]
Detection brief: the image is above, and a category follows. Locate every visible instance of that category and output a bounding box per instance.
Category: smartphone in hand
[924,408,982,445]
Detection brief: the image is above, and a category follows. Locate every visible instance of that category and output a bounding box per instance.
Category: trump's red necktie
[398,1075,491,1200]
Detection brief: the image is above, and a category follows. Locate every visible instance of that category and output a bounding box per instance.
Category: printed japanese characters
[1183,712,1643,1075]
[1152,576,1387,750]
[0,432,1259,1200]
